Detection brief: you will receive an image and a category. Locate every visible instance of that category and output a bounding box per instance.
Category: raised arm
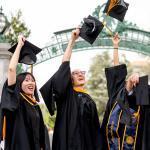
[62,28,80,62]
[112,33,120,66]
[7,35,25,86]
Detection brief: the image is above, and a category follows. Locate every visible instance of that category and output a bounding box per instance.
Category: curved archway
[35,27,150,66]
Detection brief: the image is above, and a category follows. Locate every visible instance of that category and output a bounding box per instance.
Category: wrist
[114,46,118,49]
[114,47,118,50]
[16,43,23,50]
[69,38,75,45]
[126,87,133,93]
[113,44,118,49]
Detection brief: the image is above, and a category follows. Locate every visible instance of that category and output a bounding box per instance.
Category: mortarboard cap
[135,75,149,105]
[8,40,42,65]
[79,15,104,44]
[104,0,129,22]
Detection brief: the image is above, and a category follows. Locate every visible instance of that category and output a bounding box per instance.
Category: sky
[1,0,150,92]
[1,0,150,47]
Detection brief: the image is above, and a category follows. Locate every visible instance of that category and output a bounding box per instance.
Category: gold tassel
[73,87,88,94]
[30,64,33,74]
[20,92,38,106]
[104,0,119,36]
[107,0,118,14]
[133,106,140,121]
[102,21,113,36]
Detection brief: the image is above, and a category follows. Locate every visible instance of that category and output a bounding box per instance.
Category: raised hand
[112,32,120,48]
[18,34,26,47]
[126,73,139,92]
[71,28,80,41]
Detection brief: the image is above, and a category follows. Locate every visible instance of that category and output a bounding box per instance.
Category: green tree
[86,51,133,121]
[86,52,111,121]
[5,10,31,46]
[39,104,56,129]
[4,10,31,74]
[115,21,139,35]
[16,64,25,75]
[92,4,105,20]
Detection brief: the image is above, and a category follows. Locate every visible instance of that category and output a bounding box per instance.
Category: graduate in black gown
[101,33,150,150]
[0,35,50,150]
[40,28,102,150]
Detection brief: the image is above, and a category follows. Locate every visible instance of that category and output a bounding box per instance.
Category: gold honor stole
[73,87,88,94]
[106,102,140,150]
[20,92,38,106]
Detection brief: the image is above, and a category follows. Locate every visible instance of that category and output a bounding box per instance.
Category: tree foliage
[86,51,133,122]
[4,10,31,74]
[5,9,31,46]
[39,104,56,129]
[115,21,139,35]
[86,49,150,124]
[86,52,111,121]
[16,64,25,75]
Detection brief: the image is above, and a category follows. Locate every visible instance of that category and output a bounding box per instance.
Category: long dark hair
[17,72,40,102]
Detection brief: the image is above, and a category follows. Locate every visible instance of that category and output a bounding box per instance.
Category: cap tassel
[30,64,33,74]
[102,21,113,36]
[133,106,140,120]
[107,0,118,14]
[104,0,119,36]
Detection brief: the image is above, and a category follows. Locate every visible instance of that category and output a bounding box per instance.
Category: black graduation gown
[40,61,102,150]
[0,81,49,150]
[141,85,150,150]
[101,64,147,150]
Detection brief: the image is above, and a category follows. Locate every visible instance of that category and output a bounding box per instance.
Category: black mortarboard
[135,75,149,105]
[104,0,129,22]
[79,15,104,44]
[8,40,42,65]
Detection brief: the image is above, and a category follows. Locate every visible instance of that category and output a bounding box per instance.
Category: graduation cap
[103,0,129,22]
[135,75,149,105]
[8,40,42,65]
[79,15,104,44]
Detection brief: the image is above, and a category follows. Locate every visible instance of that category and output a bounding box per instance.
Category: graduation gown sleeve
[101,64,127,150]
[40,61,72,116]
[102,64,127,126]
[52,61,72,96]
[40,76,56,116]
[105,64,127,102]
[0,80,20,111]
[0,80,19,142]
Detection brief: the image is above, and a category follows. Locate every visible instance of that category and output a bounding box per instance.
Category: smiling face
[71,69,86,87]
[21,74,36,96]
